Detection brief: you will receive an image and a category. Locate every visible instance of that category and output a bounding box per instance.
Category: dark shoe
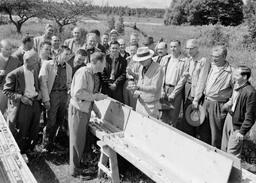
[71,168,93,180]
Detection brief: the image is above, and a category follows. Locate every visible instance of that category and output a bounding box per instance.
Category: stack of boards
[0,112,37,183]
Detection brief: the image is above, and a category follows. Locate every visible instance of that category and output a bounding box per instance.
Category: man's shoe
[71,168,93,180]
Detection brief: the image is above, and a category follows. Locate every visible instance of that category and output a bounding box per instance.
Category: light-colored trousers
[69,104,90,174]
[221,113,243,158]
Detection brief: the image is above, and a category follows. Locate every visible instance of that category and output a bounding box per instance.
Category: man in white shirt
[159,40,188,127]
[3,50,42,153]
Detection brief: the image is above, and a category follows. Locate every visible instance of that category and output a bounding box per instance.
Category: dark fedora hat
[185,104,206,127]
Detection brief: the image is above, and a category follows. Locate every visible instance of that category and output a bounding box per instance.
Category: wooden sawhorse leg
[97,141,120,183]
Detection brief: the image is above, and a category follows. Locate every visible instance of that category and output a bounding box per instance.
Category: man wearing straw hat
[129,47,164,118]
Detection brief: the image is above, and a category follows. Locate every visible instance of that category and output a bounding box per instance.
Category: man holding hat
[129,47,163,118]
[221,66,256,158]
[3,50,42,153]
[180,39,210,137]
[196,45,233,148]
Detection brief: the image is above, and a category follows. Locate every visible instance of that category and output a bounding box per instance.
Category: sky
[92,0,170,9]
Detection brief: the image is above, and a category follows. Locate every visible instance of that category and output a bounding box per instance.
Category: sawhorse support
[97,141,120,183]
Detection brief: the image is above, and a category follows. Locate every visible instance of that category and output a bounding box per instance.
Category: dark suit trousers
[200,99,227,149]
[16,100,41,153]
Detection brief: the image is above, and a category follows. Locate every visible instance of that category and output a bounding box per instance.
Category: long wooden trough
[0,112,37,183]
[89,98,256,183]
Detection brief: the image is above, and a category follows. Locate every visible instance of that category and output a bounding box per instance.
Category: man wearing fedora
[221,66,256,158]
[195,45,233,149]
[129,47,163,118]
[180,39,210,137]
[159,40,188,127]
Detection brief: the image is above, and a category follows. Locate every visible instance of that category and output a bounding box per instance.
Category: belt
[51,89,67,92]
[127,78,134,81]
[164,83,175,88]
[205,96,227,103]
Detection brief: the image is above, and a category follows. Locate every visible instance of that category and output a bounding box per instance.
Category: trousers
[69,103,90,174]
[16,100,41,153]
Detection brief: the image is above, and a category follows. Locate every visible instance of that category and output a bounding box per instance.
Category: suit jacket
[137,61,164,103]
[39,60,72,102]
[64,38,85,54]
[232,82,256,135]
[3,66,40,123]
[12,47,25,65]
[101,54,127,102]
[0,56,20,89]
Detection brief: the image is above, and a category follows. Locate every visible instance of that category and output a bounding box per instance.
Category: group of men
[0,23,255,178]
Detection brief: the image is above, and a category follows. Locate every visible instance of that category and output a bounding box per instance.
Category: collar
[57,62,66,67]
[211,61,232,72]
[0,53,9,61]
[234,81,249,91]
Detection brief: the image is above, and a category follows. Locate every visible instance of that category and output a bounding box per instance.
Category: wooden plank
[93,98,131,132]
[115,110,233,183]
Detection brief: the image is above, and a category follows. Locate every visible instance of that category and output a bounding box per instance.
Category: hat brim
[133,50,154,62]
[185,104,205,127]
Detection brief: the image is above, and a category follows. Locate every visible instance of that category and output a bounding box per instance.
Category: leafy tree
[0,0,42,33]
[42,0,94,33]
[165,0,244,26]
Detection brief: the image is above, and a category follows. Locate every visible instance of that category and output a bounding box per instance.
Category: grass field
[1,16,256,182]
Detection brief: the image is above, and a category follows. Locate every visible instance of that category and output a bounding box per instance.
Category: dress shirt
[165,56,180,86]
[23,66,38,98]
[204,62,233,102]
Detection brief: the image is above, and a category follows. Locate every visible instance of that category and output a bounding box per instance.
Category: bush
[198,24,230,47]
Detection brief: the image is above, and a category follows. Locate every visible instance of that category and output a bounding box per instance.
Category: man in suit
[64,27,86,54]
[3,50,42,153]
[152,42,168,64]
[51,35,62,57]
[102,41,127,103]
[101,33,109,52]
[221,66,256,158]
[0,40,20,115]
[39,46,72,151]
[129,47,164,118]
[118,38,130,60]
[13,35,34,65]
[34,24,54,53]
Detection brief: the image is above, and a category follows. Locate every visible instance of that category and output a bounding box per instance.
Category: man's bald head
[186,39,199,58]
[0,39,12,58]
[23,50,39,71]
[73,27,83,40]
